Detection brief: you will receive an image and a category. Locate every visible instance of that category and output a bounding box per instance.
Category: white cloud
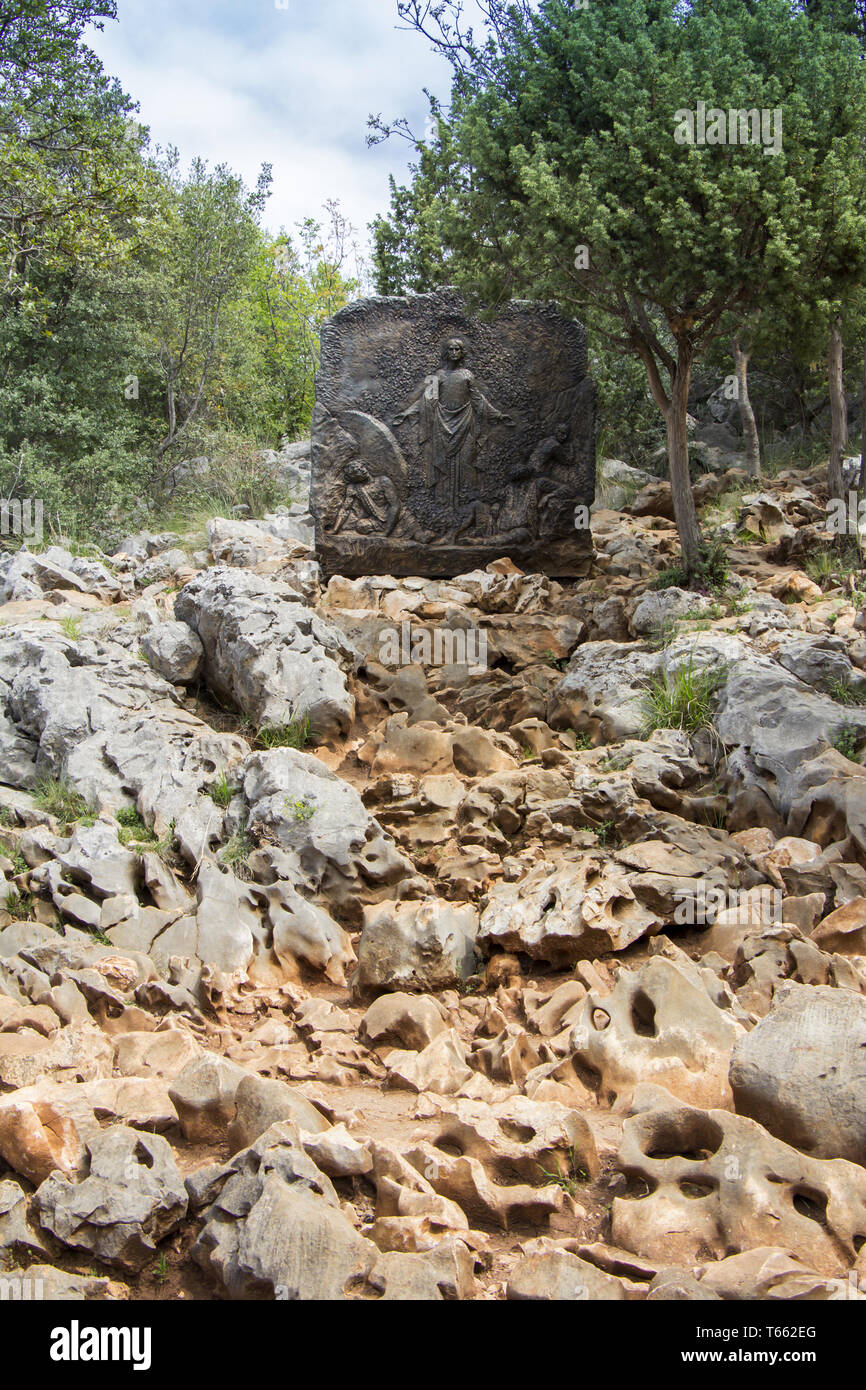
[89,0,460,254]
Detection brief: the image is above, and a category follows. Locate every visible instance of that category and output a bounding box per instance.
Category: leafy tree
[139,154,271,468]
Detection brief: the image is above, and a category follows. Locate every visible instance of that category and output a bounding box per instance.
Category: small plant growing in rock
[3,888,33,919]
[640,655,726,738]
[832,720,862,762]
[601,750,633,773]
[648,616,679,651]
[219,830,254,871]
[543,649,568,671]
[571,732,594,751]
[35,777,96,826]
[153,1254,170,1286]
[0,806,13,827]
[537,1148,589,1197]
[288,798,316,823]
[115,806,158,847]
[208,772,236,807]
[579,819,617,847]
[828,678,864,708]
[256,714,312,750]
[59,615,82,640]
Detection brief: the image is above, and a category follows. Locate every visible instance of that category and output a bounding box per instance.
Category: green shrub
[208,772,237,808]
[255,714,311,750]
[640,656,727,737]
[832,720,862,761]
[35,777,96,825]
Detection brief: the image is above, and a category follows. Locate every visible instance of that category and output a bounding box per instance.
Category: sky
[88,0,463,260]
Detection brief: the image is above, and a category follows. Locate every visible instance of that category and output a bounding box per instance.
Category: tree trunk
[666,340,702,574]
[828,314,847,500]
[733,336,760,479]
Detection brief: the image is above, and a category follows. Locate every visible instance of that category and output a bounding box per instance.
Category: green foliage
[34,776,96,825]
[652,536,729,593]
[255,715,312,751]
[579,818,617,847]
[601,750,634,772]
[640,656,727,736]
[378,0,866,563]
[805,542,863,587]
[648,617,680,651]
[832,718,863,759]
[115,806,157,847]
[207,773,236,809]
[0,5,361,545]
[3,888,33,919]
[829,678,865,706]
[287,798,316,823]
[219,830,254,870]
[537,1148,590,1196]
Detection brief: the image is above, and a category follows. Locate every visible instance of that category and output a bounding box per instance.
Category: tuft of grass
[219,830,254,870]
[59,615,82,640]
[571,733,594,751]
[153,1254,170,1286]
[115,806,158,847]
[653,534,729,594]
[648,616,679,651]
[537,1148,590,1197]
[832,720,862,761]
[828,678,865,708]
[255,714,312,751]
[805,541,863,590]
[34,777,96,826]
[207,771,236,808]
[0,806,13,827]
[640,655,727,737]
[3,888,33,918]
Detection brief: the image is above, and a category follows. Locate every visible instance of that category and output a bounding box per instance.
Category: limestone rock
[33,1127,188,1272]
[730,983,866,1165]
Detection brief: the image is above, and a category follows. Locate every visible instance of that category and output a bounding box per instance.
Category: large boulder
[479,856,660,966]
[175,568,357,741]
[243,749,413,926]
[730,983,866,1165]
[32,1127,187,1272]
[356,899,478,995]
[141,621,205,685]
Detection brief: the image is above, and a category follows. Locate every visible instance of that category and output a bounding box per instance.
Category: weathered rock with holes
[478,856,660,967]
[243,749,414,928]
[565,958,743,1109]
[612,1086,866,1275]
[193,1121,474,1299]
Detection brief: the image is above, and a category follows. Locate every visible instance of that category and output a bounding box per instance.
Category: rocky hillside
[1,462,866,1302]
